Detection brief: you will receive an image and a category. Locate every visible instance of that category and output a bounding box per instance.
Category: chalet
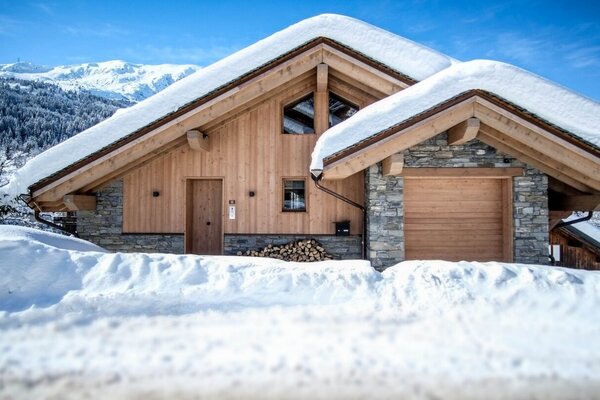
[8,14,600,269]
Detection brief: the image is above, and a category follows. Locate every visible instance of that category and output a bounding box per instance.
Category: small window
[283,179,306,211]
[283,94,315,134]
[329,92,358,127]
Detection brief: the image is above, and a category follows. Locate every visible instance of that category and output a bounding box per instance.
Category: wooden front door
[186,179,223,254]
[404,177,513,262]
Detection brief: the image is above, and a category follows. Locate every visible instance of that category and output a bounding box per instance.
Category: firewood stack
[236,239,335,262]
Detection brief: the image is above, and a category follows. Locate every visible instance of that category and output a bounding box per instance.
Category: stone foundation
[224,234,363,260]
[366,133,549,269]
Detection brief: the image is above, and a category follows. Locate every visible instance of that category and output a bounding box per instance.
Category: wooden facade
[121,68,384,246]
[22,23,600,264]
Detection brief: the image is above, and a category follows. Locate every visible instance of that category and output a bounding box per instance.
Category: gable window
[283,94,315,134]
[282,179,306,211]
[329,92,358,127]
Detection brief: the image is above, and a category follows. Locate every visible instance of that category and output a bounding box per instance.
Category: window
[282,179,306,211]
[283,94,315,134]
[329,92,358,127]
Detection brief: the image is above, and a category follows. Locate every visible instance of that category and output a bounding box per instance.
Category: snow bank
[311,60,600,172]
[0,226,375,317]
[4,14,455,198]
[2,227,600,398]
[1,226,598,322]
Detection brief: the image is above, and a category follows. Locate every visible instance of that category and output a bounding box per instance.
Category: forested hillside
[0,77,131,158]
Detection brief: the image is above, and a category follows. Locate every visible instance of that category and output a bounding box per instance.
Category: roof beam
[400,167,523,178]
[322,99,476,180]
[448,117,480,145]
[474,98,600,182]
[322,44,408,96]
[549,194,600,211]
[186,130,210,152]
[317,63,328,93]
[382,153,404,176]
[478,125,600,192]
[63,194,96,211]
[33,46,325,203]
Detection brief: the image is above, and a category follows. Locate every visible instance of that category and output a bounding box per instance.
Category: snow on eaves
[562,214,600,246]
[310,60,600,173]
[4,14,456,198]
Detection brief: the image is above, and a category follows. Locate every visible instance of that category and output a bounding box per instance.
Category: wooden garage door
[404,178,512,262]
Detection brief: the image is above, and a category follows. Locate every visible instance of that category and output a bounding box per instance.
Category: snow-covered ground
[1,226,600,399]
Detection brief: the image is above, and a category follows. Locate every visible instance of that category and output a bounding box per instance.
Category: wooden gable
[28,40,410,212]
[320,91,600,200]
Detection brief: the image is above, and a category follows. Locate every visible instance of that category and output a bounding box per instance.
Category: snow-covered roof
[5,14,456,198]
[310,60,600,173]
[561,215,600,248]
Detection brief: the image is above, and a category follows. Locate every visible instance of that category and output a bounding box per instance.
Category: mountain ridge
[0,60,201,102]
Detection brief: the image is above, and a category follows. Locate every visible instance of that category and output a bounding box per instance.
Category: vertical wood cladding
[122,72,376,235]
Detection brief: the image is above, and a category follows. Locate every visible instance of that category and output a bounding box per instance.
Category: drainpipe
[18,193,79,237]
[311,173,366,260]
[554,212,593,229]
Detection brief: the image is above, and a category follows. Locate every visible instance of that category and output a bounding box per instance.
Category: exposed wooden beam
[316,63,328,93]
[315,63,329,135]
[474,98,600,182]
[548,176,587,196]
[382,153,404,176]
[478,125,600,192]
[33,46,325,202]
[63,194,96,211]
[187,130,210,152]
[549,194,600,211]
[322,99,476,180]
[322,44,408,96]
[448,117,480,145]
[400,167,523,178]
[549,211,572,230]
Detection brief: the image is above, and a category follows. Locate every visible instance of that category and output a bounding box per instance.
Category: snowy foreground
[1,226,600,399]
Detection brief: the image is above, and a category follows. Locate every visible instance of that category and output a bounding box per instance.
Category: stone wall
[77,179,362,258]
[365,166,404,269]
[366,133,549,269]
[77,179,184,253]
[224,234,363,260]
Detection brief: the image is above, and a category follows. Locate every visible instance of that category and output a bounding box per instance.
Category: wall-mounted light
[249,191,255,197]
[152,191,160,197]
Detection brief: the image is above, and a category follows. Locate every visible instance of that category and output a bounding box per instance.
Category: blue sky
[1,0,600,101]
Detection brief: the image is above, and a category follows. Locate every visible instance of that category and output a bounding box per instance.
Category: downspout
[18,193,79,238]
[554,212,593,229]
[311,173,366,260]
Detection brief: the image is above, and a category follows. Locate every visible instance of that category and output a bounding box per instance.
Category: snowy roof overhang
[311,60,600,194]
[5,14,456,204]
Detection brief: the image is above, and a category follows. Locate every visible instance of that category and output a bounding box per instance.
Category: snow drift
[2,226,600,399]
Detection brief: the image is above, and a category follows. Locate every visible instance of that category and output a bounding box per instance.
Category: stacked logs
[236,239,335,262]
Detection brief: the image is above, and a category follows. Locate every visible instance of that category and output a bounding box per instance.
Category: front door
[186,179,223,254]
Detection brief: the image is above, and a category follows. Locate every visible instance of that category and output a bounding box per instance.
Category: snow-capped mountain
[0,60,201,102]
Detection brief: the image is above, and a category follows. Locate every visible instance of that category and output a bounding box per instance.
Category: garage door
[404,178,512,262]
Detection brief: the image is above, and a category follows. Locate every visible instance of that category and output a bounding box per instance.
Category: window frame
[281,177,308,212]
[328,91,359,128]
[281,92,316,135]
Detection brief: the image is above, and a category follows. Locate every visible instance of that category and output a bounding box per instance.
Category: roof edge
[29,37,416,194]
[321,89,600,169]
